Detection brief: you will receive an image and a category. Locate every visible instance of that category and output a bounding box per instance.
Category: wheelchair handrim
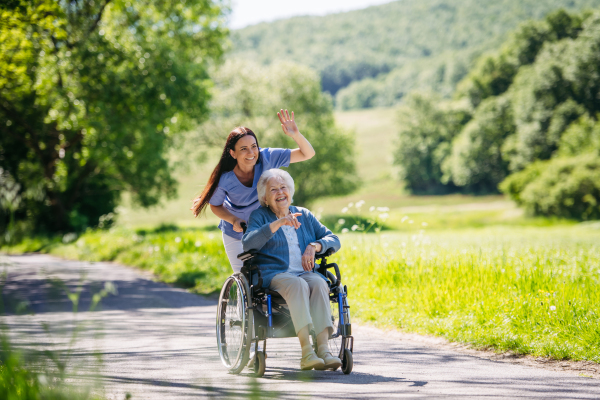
[216,275,250,370]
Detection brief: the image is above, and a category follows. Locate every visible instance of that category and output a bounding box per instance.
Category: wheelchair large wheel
[329,290,350,359]
[216,273,253,374]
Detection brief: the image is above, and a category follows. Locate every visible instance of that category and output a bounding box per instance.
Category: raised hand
[280,212,302,229]
[277,109,300,137]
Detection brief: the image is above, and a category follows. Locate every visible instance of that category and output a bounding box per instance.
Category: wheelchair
[216,234,353,377]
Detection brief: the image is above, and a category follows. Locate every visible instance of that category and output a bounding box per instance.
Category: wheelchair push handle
[240,222,247,234]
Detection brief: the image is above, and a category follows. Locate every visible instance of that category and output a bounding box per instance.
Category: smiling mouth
[276,196,287,202]
[245,156,255,161]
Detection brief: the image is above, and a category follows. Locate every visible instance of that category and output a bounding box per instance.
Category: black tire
[216,274,253,374]
[329,290,350,359]
[342,348,353,375]
[254,351,266,377]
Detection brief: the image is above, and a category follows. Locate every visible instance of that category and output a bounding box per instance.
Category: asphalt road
[2,254,600,399]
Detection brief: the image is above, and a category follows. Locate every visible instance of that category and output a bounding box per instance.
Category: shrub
[500,153,600,220]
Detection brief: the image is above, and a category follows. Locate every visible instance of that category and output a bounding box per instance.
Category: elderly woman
[242,169,342,371]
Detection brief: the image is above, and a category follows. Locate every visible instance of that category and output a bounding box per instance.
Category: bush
[500,153,600,220]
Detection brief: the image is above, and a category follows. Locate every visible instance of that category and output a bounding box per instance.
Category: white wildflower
[175,237,181,243]
[379,213,389,220]
[338,218,346,225]
[351,224,359,231]
[369,206,375,212]
[195,241,201,247]
[341,207,348,214]
[341,228,349,233]
[550,305,556,311]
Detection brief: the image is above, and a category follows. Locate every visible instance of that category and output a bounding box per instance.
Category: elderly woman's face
[265,177,291,212]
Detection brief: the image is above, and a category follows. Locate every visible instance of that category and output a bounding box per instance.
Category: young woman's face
[230,135,259,168]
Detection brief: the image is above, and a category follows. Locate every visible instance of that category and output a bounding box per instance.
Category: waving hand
[278,109,300,137]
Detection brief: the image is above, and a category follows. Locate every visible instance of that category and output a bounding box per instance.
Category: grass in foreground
[3,221,600,362]
[339,225,600,362]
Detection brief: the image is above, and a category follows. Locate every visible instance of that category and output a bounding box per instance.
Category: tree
[442,95,514,192]
[190,59,359,207]
[0,0,227,234]
[393,92,470,194]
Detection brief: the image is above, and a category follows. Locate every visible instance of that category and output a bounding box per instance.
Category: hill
[230,0,600,109]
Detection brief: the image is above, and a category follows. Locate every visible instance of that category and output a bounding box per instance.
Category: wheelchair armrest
[237,249,257,261]
[315,247,335,260]
[317,262,341,287]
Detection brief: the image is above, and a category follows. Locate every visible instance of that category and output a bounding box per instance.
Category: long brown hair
[191,127,260,217]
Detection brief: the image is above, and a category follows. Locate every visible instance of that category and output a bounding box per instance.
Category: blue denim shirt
[242,205,341,288]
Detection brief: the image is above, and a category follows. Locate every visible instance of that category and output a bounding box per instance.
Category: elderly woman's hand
[301,242,322,271]
[270,212,302,233]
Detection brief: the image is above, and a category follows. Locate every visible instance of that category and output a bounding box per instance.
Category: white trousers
[222,233,244,273]
[270,272,333,336]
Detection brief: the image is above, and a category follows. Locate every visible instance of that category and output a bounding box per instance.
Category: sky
[228,0,395,29]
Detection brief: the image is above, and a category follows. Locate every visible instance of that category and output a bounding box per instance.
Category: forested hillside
[231,0,600,109]
[394,9,600,220]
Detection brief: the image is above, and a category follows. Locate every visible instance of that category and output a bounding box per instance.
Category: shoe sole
[323,361,342,369]
[301,361,325,370]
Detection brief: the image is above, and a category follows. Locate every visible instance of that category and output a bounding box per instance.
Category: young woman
[191,109,315,272]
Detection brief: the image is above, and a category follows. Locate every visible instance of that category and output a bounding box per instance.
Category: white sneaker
[300,352,325,370]
[317,350,342,369]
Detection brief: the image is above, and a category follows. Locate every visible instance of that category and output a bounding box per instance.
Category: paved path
[2,254,600,399]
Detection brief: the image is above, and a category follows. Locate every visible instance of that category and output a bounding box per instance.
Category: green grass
[339,225,600,362]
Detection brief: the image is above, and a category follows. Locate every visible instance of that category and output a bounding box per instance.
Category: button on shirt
[281,225,309,276]
[208,147,291,240]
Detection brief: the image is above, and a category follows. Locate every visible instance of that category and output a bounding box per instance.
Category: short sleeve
[262,147,291,169]
[208,185,226,206]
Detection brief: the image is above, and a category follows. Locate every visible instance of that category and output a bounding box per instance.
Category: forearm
[289,132,315,163]
[209,204,238,225]
[242,223,274,251]
[315,234,340,254]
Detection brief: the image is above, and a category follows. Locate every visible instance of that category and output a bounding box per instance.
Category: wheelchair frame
[216,247,354,377]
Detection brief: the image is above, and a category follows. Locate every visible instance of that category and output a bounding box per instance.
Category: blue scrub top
[209,147,291,240]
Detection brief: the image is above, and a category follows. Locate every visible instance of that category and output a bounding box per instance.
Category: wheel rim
[329,298,343,357]
[217,276,247,369]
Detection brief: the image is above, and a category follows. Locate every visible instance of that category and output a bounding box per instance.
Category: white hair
[257,169,295,207]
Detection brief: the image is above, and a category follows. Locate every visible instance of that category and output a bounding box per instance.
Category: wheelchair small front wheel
[253,351,266,377]
[342,348,353,375]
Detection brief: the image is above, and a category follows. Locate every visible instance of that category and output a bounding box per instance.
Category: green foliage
[393,8,600,219]
[230,0,600,108]
[500,153,600,220]
[191,59,358,207]
[0,0,227,234]
[393,92,470,194]
[441,95,514,191]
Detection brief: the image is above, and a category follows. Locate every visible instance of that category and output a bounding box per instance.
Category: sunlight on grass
[338,225,600,362]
